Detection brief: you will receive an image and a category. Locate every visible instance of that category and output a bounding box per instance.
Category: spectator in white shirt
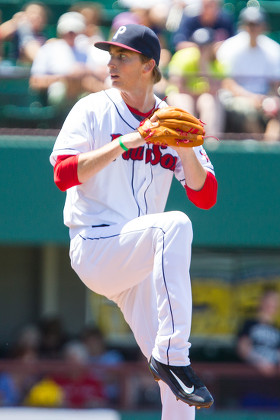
[30,11,107,107]
[217,6,280,141]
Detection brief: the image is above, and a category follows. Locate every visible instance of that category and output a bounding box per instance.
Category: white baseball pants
[70,211,195,419]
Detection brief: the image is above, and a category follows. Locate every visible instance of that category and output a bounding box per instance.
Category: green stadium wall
[1,136,280,248]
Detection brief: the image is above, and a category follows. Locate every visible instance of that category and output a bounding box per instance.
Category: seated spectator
[70,1,104,43]
[24,377,64,408]
[217,7,280,141]
[29,11,108,108]
[0,1,48,65]
[165,0,190,34]
[9,323,41,361]
[38,316,68,359]
[82,326,123,365]
[81,326,124,404]
[166,27,226,136]
[236,289,280,377]
[118,0,170,14]
[69,2,109,82]
[0,324,40,406]
[0,371,22,406]
[118,0,178,42]
[51,341,107,408]
[173,0,235,51]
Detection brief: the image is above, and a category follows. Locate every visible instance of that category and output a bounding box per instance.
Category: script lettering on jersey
[111,134,177,172]
[199,148,210,162]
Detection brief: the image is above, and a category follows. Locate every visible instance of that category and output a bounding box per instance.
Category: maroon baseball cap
[94,24,161,66]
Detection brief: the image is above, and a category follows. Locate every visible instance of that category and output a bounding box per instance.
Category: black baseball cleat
[149,356,214,409]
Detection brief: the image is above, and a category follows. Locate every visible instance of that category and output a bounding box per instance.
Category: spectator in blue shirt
[173,0,235,51]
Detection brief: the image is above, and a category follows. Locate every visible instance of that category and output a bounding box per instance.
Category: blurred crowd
[0,286,279,410]
[0,317,162,410]
[0,0,280,139]
[0,318,127,408]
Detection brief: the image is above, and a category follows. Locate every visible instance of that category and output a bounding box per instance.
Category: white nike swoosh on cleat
[170,371,194,394]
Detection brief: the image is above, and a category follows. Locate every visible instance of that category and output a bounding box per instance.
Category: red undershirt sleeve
[54,154,81,191]
[185,171,218,210]
[53,154,218,208]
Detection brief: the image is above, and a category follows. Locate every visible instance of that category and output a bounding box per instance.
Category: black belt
[91,224,110,228]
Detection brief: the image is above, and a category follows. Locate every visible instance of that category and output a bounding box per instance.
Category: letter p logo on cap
[113,26,127,40]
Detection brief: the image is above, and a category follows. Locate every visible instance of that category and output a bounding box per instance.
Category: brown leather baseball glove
[137,106,205,147]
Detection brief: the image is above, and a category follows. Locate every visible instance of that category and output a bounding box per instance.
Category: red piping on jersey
[126,103,155,118]
[185,171,217,210]
[54,154,81,191]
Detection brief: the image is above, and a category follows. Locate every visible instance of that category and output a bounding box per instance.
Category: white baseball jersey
[50,87,214,419]
[50,87,215,239]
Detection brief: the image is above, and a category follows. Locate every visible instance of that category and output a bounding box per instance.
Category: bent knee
[165,211,192,232]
